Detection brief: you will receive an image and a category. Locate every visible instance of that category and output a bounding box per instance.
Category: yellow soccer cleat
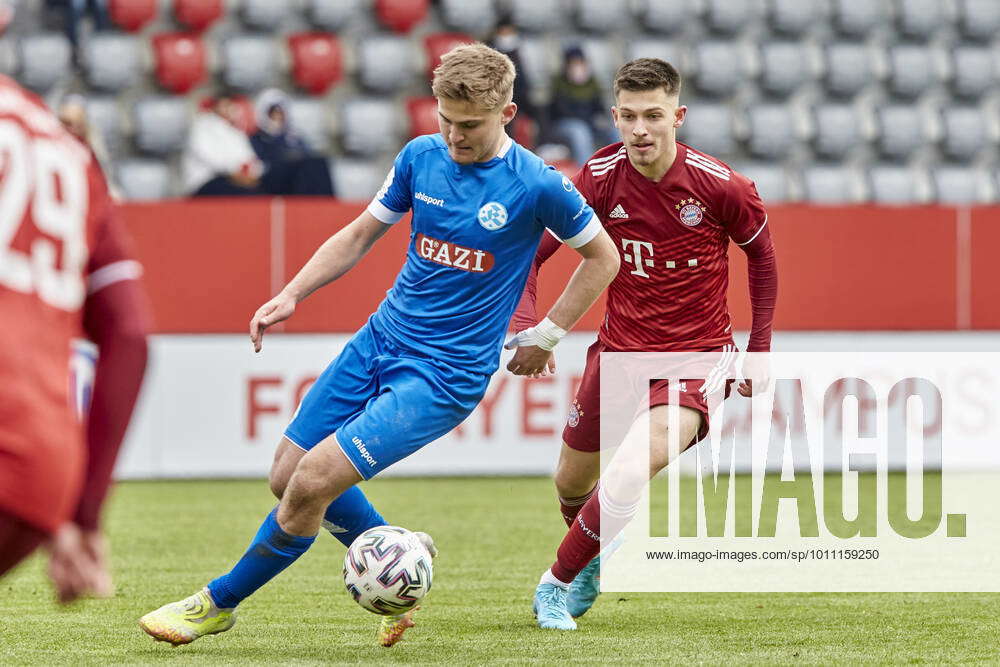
[139,588,236,646]
[378,607,418,647]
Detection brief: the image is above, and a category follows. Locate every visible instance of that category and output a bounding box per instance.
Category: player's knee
[554,463,597,499]
[268,472,287,500]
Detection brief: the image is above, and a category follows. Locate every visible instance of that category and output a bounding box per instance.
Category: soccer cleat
[138,588,236,646]
[378,607,418,647]
[532,583,577,630]
[566,556,600,618]
[377,530,436,647]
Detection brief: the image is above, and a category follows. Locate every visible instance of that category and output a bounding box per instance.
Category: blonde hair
[431,43,515,112]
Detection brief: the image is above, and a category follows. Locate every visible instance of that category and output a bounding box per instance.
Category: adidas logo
[609,204,628,219]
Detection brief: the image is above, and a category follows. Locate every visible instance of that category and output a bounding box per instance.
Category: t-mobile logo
[621,238,654,278]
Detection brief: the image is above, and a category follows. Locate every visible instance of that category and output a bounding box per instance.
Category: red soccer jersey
[0,76,140,533]
[571,141,769,351]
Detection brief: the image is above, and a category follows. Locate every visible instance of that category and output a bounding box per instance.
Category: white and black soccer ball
[343,526,433,615]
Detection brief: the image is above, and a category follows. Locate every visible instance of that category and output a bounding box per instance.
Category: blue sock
[207,507,315,609]
[322,485,386,548]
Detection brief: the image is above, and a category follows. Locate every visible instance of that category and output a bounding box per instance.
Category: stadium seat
[423,33,474,80]
[691,41,743,97]
[931,166,992,204]
[221,36,277,92]
[824,42,876,97]
[439,0,496,35]
[286,98,331,153]
[703,0,754,34]
[406,96,439,138]
[758,42,810,96]
[17,33,71,92]
[340,98,402,156]
[636,0,693,33]
[767,0,819,36]
[626,39,684,68]
[886,45,936,99]
[87,97,126,157]
[803,165,862,203]
[517,37,556,99]
[951,47,995,99]
[736,162,793,203]
[306,0,366,31]
[875,106,925,159]
[133,96,191,155]
[241,0,285,30]
[868,165,924,204]
[108,0,158,32]
[173,0,223,32]
[745,105,797,159]
[358,35,414,93]
[331,158,387,202]
[812,105,864,159]
[896,0,944,39]
[82,34,141,92]
[375,0,428,33]
[830,0,884,36]
[677,103,735,157]
[117,159,173,200]
[576,0,627,33]
[574,37,621,85]
[509,0,562,32]
[941,107,988,162]
[152,33,206,94]
[288,33,342,96]
[957,0,1000,41]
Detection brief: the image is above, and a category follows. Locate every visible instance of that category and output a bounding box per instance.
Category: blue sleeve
[366,141,415,224]
[534,167,602,248]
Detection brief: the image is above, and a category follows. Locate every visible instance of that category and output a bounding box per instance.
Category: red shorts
[563,340,735,453]
[0,510,47,577]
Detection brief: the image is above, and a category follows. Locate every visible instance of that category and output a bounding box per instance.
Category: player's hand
[45,523,91,604]
[250,292,296,353]
[738,352,771,397]
[78,529,113,598]
[504,331,556,378]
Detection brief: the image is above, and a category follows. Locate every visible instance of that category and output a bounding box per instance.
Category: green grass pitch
[2,477,997,665]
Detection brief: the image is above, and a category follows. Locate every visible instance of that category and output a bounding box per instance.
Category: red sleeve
[511,231,563,331]
[723,178,776,352]
[75,212,151,530]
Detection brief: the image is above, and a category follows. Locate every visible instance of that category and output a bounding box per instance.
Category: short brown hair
[613,58,682,99]
[431,43,515,112]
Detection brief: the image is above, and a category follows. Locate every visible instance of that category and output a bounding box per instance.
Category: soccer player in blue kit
[139,43,619,647]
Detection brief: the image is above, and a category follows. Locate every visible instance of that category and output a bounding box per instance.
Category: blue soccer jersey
[366,134,600,373]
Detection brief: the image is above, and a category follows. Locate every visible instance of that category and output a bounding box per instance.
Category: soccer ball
[343,526,433,615]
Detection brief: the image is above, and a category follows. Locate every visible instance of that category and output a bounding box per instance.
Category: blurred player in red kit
[507,58,777,629]
[0,74,149,601]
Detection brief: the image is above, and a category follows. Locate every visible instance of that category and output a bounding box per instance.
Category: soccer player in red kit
[0,74,149,601]
[506,59,777,629]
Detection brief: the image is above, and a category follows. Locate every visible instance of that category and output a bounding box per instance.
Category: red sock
[550,487,639,584]
[558,484,597,527]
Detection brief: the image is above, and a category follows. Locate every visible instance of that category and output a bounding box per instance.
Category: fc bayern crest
[567,401,583,428]
[478,201,508,231]
[676,197,706,226]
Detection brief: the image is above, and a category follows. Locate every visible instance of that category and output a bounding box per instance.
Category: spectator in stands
[46,0,110,63]
[57,93,121,199]
[251,89,334,196]
[549,46,617,166]
[182,94,266,197]
[489,19,539,144]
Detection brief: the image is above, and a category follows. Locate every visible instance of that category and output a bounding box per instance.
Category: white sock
[539,568,570,589]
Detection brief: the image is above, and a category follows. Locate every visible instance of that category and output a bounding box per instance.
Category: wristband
[533,317,567,351]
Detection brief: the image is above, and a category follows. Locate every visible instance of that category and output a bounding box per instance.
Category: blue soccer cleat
[566,555,601,618]
[532,583,577,630]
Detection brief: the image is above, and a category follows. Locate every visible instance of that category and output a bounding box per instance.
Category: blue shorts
[284,319,490,479]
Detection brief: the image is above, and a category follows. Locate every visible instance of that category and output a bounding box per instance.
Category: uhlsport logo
[477,201,508,231]
[676,197,706,226]
[415,191,445,207]
[352,436,378,467]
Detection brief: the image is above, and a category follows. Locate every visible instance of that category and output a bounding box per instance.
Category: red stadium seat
[423,32,474,79]
[109,0,158,32]
[288,32,342,96]
[547,158,579,179]
[173,0,224,32]
[152,33,206,94]
[406,96,439,138]
[375,0,428,33]
[512,114,538,150]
